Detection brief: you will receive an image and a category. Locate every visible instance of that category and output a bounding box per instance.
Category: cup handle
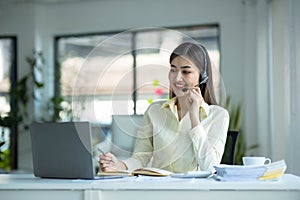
[265,158,271,165]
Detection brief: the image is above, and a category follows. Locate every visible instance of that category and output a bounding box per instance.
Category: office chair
[221,131,239,165]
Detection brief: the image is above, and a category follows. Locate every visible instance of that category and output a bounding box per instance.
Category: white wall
[290,0,300,176]
[0,0,299,174]
[272,0,300,175]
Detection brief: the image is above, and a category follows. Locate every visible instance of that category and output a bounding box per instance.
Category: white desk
[0,174,300,200]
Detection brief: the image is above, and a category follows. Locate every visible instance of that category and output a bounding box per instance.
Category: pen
[97,147,115,163]
[97,147,105,155]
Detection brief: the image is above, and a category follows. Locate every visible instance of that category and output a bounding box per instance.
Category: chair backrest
[221,131,239,165]
[110,115,144,159]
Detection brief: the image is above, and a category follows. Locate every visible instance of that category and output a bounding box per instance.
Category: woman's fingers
[99,152,117,171]
[105,152,118,163]
[99,154,115,164]
[101,165,119,172]
[186,88,201,102]
[98,152,128,172]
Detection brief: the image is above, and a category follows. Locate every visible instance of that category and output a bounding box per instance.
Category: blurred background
[0,0,299,175]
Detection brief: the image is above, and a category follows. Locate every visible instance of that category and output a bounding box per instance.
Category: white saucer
[171,171,212,178]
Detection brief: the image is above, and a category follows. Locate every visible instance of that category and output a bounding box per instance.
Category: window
[0,36,17,170]
[55,25,220,124]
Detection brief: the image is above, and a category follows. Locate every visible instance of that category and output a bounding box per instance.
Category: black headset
[199,45,208,85]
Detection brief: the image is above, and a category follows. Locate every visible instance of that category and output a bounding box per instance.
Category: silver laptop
[30,122,95,179]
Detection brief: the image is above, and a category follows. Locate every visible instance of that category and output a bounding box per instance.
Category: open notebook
[98,168,212,178]
[30,122,99,179]
[97,167,173,177]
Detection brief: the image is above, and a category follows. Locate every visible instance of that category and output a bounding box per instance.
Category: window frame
[0,36,18,170]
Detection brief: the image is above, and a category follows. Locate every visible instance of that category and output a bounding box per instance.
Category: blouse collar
[162,97,210,118]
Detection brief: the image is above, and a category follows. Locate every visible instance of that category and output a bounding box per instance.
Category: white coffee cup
[242,157,271,166]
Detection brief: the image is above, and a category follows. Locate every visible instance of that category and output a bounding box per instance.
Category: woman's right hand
[99,152,127,172]
[185,87,203,128]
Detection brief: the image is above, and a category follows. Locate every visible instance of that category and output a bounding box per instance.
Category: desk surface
[0,173,300,191]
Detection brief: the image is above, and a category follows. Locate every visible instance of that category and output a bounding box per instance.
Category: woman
[99,42,229,172]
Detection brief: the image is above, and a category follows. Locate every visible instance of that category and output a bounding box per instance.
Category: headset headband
[199,45,208,85]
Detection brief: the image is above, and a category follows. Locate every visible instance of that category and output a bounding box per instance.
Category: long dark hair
[169,42,217,105]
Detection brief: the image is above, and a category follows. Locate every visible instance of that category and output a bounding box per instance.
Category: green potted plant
[0,50,45,171]
[225,97,258,165]
[0,50,72,171]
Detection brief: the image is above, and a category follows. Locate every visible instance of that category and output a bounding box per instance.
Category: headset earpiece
[200,72,208,84]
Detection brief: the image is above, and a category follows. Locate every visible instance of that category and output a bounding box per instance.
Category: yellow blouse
[123,97,229,172]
